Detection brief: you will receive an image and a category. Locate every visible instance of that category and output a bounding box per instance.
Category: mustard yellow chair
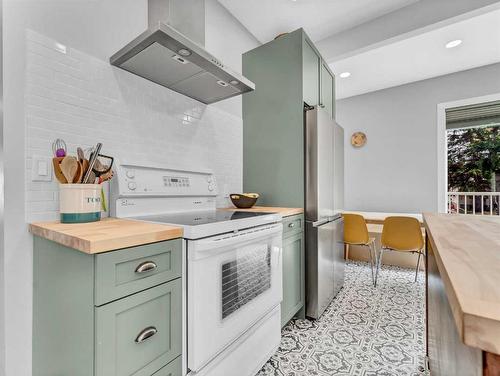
[374,216,424,287]
[342,213,377,286]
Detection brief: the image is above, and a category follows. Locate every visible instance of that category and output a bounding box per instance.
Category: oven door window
[221,245,271,319]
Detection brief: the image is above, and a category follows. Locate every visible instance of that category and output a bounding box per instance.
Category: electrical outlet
[31,156,52,182]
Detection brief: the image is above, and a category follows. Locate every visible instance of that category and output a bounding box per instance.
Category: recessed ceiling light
[339,72,351,78]
[54,42,67,54]
[445,39,462,49]
[178,48,192,57]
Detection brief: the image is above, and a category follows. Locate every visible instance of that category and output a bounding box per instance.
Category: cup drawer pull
[135,261,157,274]
[288,222,296,228]
[135,326,158,343]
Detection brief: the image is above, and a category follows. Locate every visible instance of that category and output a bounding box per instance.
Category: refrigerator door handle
[311,218,330,227]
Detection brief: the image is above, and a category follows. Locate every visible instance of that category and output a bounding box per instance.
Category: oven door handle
[271,245,282,269]
[191,223,283,252]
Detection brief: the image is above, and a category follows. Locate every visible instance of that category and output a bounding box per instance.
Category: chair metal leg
[374,248,385,287]
[367,242,375,286]
[415,251,422,282]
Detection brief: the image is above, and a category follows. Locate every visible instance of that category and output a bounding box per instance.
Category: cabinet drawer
[95,239,182,305]
[95,280,182,376]
[283,215,303,238]
[152,357,182,376]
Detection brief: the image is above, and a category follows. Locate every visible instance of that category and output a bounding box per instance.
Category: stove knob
[126,170,135,179]
[208,184,214,192]
[128,182,137,191]
[207,176,213,183]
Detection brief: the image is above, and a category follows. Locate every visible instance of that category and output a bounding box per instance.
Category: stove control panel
[163,176,190,188]
[113,162,217,197]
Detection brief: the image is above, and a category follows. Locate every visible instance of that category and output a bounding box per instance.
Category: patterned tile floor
[257,261,427,376]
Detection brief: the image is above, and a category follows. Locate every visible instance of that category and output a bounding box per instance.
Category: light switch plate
[31,156,52,182]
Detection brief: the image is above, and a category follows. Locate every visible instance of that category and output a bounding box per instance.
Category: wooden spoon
[52,157,67,184]
[72,161,84,183]
[60,156,79,183]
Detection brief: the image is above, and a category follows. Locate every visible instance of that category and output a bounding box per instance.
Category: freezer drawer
[305,217,344,319]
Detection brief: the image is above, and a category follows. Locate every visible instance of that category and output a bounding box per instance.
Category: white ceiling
[331,8,500,99]
[217,0,419,43]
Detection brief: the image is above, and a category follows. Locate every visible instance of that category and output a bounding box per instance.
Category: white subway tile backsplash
[27,191,55,202]
[25,30,242,221]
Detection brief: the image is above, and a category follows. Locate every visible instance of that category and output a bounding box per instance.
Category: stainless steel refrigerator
[305,106,345,320]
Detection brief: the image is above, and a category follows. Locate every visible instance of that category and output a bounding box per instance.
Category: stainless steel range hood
[110,0,255,104]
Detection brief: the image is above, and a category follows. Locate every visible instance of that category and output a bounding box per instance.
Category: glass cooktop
[131,210,274,226]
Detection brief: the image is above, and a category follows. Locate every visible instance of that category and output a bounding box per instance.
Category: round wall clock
[351,132,367,148]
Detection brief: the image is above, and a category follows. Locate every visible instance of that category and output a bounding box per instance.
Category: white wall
[2,1,258,374]
[336,62,500,214]
[205,0,259,118]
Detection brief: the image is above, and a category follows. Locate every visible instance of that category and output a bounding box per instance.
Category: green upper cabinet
[302,36,336,119]
[320,62,334,119]
[302,40,320,107]
[243,28,336,208]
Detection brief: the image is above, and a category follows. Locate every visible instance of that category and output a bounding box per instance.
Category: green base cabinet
[281,214,305,327]
[153,357,182,376]
[33,237,183,376]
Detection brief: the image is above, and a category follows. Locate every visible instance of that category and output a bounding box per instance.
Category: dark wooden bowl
[230,193,259,209]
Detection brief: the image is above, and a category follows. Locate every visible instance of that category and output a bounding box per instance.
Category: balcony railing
[447,192,500,215]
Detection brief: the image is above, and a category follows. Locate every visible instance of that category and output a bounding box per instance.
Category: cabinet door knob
[135,261,157,274]
[135,326,157,343]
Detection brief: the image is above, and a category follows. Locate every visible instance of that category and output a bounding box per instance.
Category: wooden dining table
[339,210,423,225]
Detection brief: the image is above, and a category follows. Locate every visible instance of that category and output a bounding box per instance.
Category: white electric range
[111,162,283,376]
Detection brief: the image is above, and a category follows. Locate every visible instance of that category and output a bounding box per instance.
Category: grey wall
[336,62,500,214]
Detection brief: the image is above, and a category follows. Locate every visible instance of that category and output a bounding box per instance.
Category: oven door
[187,223,283,372]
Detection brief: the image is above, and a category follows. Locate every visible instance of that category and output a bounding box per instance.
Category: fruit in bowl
[230,193,260,209]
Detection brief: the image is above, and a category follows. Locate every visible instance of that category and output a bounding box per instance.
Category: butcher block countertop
[223,206,304,217]
[424,213,500,354]
[29,218,183,254]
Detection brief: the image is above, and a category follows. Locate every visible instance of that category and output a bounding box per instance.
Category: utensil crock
[59,184,101,223]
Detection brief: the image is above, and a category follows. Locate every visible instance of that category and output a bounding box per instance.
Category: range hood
[110,0,255,104]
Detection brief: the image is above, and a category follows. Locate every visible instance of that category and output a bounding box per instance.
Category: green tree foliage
[447,125,500,192]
